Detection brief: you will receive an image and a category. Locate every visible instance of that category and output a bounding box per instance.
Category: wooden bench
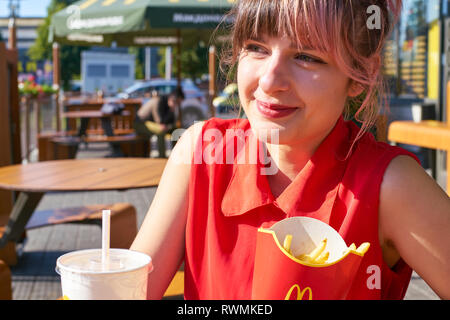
[25,203,138,249]
[37,131,77,161]
[38,132,150,161]
[50,134,150,159]
[50,135,81,160]
[84,134,150,157]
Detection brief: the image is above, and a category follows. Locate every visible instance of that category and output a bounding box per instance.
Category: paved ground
[9,130,441,300]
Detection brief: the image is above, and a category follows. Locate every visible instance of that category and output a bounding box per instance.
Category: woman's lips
[256,100,298,119]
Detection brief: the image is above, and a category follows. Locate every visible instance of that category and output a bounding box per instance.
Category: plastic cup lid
[56,248,152,275]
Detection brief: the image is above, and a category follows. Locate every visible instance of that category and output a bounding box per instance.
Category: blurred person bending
[134,87,184,158]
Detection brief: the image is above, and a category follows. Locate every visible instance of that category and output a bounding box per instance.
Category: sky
[0,0,52,18]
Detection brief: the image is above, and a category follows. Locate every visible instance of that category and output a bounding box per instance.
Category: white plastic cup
[56,248,153,300]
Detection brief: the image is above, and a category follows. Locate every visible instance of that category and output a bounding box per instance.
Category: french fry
[296,253,311,262]
[315,251,329,264]
[295,238,329,264]
[283,234,293,254]
[344,242,370,256]
[356,242,370,255]
[308,238,327,261]
[343,243,356,255]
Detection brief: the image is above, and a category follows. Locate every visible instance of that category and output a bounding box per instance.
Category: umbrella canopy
[49,0,235,47]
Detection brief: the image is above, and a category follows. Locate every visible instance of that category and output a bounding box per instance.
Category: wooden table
[0,158,167,248]
[388,120,450,195]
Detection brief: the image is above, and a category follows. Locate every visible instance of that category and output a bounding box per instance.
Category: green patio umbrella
[49,0,236,124]
[49,0,235,47]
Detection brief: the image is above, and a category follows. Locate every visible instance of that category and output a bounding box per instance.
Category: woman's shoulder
[169,118,249,163]
[202,117,250,132]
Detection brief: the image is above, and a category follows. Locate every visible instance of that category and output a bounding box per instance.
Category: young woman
[131,0,450,299]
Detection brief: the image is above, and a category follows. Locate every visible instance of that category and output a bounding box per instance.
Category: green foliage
[157,41,209,80]
[27,0,87,91]
[129,47,144,80]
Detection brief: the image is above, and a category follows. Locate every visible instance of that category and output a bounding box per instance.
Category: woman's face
[237,34,359,147]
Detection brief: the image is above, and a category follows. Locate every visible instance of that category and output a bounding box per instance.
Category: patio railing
[20,94,60,162]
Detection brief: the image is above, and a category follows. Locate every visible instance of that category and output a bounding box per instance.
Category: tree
[28,0,87,90]
[128,47,145,80]
[157,41,209,81]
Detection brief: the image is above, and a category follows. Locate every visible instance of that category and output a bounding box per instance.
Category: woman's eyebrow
[246,36,263,42]
[245,37,318,53]
[290,43,314,51]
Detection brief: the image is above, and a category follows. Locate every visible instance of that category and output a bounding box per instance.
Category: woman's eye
[296,54,322,64]
[244,44,266,54]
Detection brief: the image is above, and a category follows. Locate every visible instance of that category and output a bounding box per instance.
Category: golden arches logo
[284,284,313,300]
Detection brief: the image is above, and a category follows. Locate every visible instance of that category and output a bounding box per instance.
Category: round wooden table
[0,158,167,192]
[0,158,167,246]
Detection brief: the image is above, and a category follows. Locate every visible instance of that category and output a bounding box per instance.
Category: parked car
[117,78,209,128]
[213,83,239,114]
[69,80,82,92]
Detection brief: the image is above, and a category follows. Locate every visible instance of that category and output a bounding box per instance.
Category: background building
[0,17,48,81]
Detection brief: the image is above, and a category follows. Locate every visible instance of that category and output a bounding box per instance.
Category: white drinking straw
[102,209,111,271]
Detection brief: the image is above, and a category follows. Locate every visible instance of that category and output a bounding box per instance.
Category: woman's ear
[348,81,364,98]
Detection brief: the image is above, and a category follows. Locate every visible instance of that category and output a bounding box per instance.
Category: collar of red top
[220,116,354,218]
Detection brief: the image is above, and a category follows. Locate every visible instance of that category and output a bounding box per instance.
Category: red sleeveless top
[184,116,418,299]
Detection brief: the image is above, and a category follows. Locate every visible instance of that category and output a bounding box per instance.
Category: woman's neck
[265,143,311,180]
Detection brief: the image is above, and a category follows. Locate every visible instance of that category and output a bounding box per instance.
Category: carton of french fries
[251,217,370,300]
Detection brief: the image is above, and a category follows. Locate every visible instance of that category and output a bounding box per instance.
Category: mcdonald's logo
[284,284,313,300]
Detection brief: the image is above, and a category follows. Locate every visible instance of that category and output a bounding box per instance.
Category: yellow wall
[427,19,440,100]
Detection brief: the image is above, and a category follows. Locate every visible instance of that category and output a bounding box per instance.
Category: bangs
[232,0,343,58]
[222,0,402,152]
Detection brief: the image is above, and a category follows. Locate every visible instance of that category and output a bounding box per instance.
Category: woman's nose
[258,54,290,94]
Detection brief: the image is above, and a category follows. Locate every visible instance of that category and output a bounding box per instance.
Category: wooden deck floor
[9,143,440,300]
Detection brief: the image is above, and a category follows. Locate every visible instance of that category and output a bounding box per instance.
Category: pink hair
[219,0,402,144]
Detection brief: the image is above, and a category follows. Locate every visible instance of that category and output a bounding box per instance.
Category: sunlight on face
[237,34,353,149]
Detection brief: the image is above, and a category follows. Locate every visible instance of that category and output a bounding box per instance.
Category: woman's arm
[130,121,203,299]
[379,155,450,299]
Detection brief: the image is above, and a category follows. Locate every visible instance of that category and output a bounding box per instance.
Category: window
[87,64,106,77]
[152,85,175,95]
[111,65,130,78]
